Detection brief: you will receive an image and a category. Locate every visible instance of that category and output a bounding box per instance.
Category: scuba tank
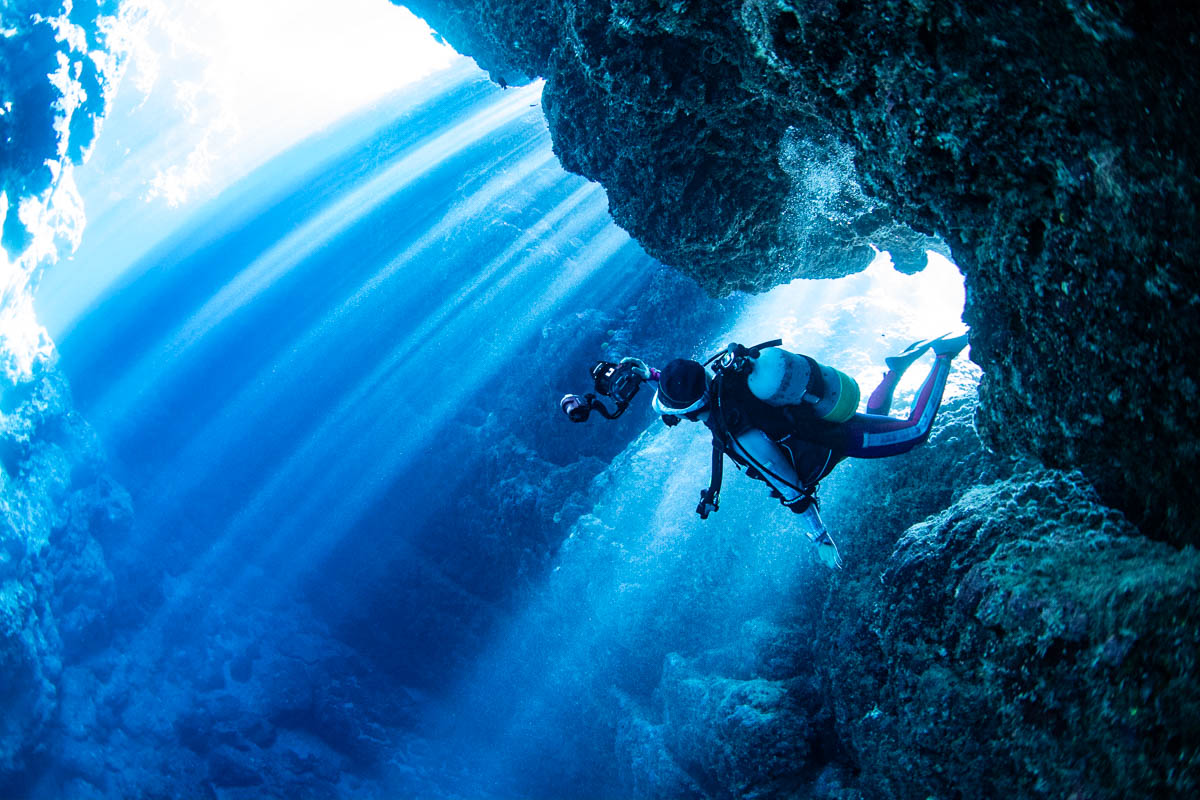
[745,347,860,423]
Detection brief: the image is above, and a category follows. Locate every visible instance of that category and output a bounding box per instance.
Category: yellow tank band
[820,369,861,423]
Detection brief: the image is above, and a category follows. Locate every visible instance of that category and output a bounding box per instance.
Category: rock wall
[1,0,123,387]
[840,469,1199,798]
[0,0,120,256]
[0,365,127,788]
[33,593,465,800]
[0,369,528,798]
[396,0,1200,544]
[602,397,1200,799]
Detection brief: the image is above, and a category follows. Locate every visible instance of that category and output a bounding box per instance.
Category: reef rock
[607,394,1198,799]
[396,0,1200,543]
[0,365,126,786]
[0,0,120,254]
[655,650,829,797]
[834,468,1200,798]
[400,0,946,290]
[34,591,436,800]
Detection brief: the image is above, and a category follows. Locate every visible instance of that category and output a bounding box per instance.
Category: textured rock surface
[30,598,446,800]
[836,469,1200,798]
[618,647,831,799]
[0,0,120,253]
[0,366,125,785]
[396,0,1200,543]
[401,0,945,289]
[602,395,1200,799]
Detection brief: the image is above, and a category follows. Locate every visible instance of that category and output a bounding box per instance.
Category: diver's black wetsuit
[702,352,955,502]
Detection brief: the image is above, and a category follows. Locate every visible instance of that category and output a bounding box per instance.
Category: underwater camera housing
[560,360,646,423]
[590,360,644,406]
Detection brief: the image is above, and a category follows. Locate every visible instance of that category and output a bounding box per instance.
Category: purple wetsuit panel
[865,369,902,415]
[838,355,953,459]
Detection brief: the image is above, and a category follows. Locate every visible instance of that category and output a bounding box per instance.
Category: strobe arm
[560,392,631,422]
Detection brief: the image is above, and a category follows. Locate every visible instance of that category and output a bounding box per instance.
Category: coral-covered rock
[614,656,823,800]
[34,592,445,799]
[0,366,121,783]
[834,469,1200,798]
[0,0,121,253]
[654,653,823,796]
[400,0,943,291]
[615,709,706,800]
[599,392,1197,798]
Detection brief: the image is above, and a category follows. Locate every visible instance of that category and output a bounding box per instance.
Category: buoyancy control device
[692,340,856,516]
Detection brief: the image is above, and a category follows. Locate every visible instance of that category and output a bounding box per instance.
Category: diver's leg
[865,370,903,415]
[869,337,938,415]
[841,352,955,458]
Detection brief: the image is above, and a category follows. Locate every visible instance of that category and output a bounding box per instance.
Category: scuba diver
[560,332,969,569]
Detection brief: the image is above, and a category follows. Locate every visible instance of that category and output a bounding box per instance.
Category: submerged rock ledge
[0,366,126,786]
[397,0,1200,544]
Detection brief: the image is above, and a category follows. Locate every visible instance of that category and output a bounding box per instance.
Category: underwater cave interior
[1,0,1197,798]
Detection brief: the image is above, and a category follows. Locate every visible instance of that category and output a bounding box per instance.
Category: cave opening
[13,0,1197,798]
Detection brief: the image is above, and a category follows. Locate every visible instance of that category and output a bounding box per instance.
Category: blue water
[35,62,734,797]
[29,52,970,797]
[67,72,642,613]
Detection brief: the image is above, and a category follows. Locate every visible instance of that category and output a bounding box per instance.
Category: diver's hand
[799,505,843,570]
[815,531,844,570]
[619,356,652,381]
[696,488,719,519]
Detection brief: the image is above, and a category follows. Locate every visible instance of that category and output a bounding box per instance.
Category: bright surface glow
[716,248,974,408]
[115,0,459,205]
[37,0,463,338]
